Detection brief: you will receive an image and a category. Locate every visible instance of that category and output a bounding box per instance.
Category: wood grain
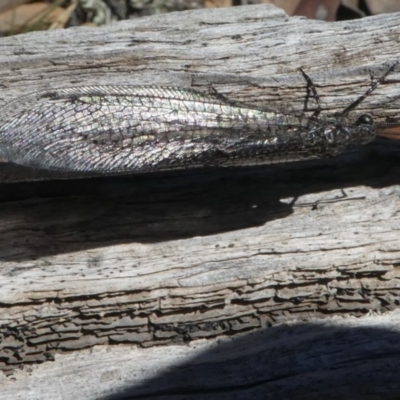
[1,4,400,399]
[3,310,400,399]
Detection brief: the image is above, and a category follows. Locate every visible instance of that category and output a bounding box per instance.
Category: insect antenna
[340,61,398,118]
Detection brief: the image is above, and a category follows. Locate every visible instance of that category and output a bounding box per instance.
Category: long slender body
[0,84,378,173]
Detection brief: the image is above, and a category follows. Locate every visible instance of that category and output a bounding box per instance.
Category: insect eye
[356,114,373,126]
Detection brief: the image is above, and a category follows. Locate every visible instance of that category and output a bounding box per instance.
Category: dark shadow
[101,320,400,400]
[0,139,399,261]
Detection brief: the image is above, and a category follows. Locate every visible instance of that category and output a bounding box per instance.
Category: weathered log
[2,310,400,399]
[1,4,400,399]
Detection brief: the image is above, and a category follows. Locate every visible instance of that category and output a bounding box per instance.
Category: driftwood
[1,4,400,399]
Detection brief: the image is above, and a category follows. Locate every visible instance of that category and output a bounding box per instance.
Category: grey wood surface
[1,4,400,399]
[1,3,400,115]
[2,310,400,400]
[2,3,400,180]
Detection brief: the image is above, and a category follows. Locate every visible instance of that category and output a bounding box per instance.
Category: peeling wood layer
[1,166,399,372]
[0,5,400,398]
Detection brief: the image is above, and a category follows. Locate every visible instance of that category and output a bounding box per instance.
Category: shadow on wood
[22,312,400,400]
[1,140,400,262]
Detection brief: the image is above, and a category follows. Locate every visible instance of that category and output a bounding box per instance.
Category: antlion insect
[0,62,397,174]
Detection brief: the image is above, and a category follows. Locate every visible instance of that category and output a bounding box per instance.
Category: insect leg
[299,68,322,120]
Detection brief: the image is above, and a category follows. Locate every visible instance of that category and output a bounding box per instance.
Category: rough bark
[2,310,400,400]
[1,4,400,400]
